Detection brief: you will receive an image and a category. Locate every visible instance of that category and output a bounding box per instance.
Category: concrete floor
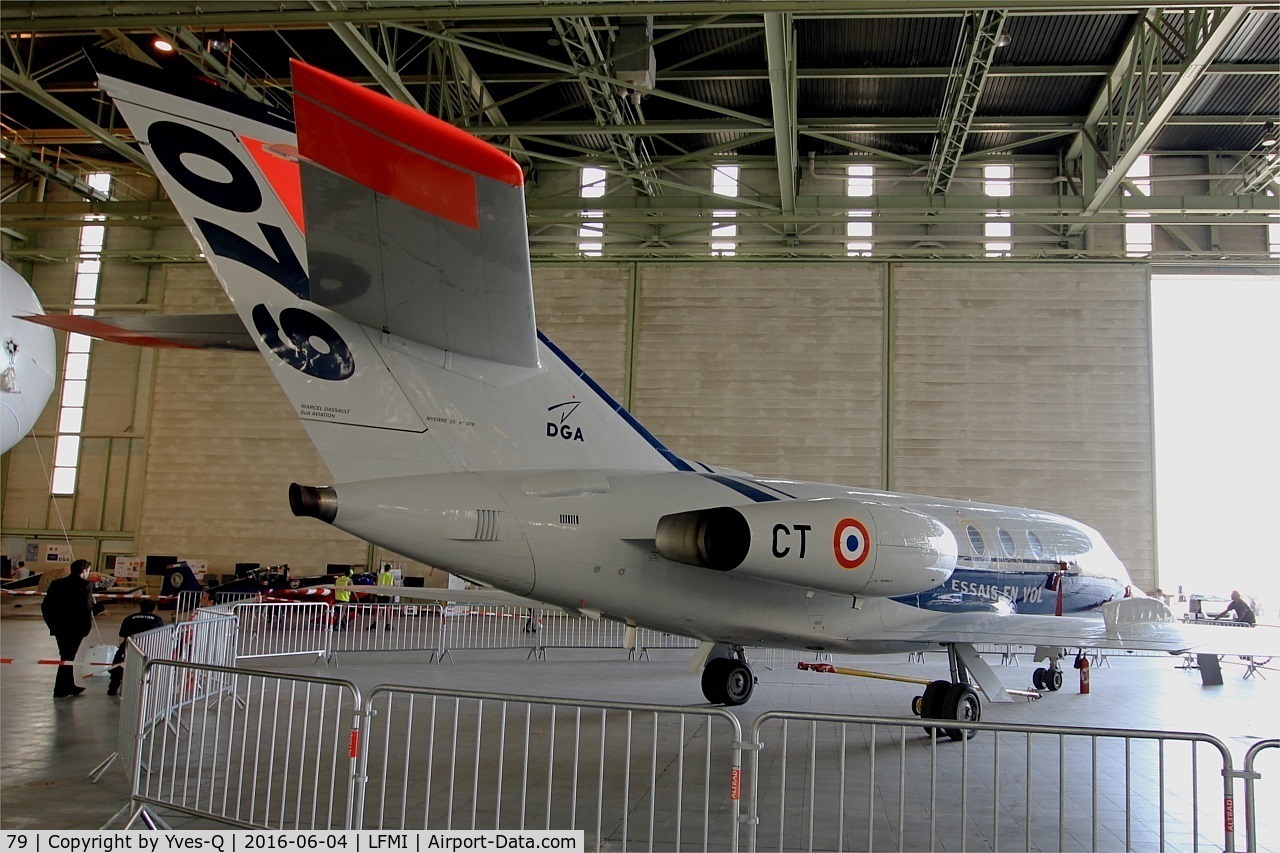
[3,599,1278,847]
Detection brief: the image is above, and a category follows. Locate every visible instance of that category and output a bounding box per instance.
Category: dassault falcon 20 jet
[54,57,1274,730]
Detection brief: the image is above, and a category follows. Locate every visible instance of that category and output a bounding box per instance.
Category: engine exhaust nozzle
[289,483,338,524]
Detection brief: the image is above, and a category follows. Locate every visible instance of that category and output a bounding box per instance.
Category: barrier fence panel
[359,686,745,851]
[329,604,445,656]
[232,602,331,660]
[133,660,364,829]
[1243,739,1278,852]
[109,641,149,783]
[443,606,547,653]
[747,711,1237,853]
[99,615,240,780]
[535,611,626,651]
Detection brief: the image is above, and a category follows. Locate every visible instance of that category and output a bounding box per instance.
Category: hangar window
[983,165,1013,257]
[52,171,112,496]
[998,528,1016,557]
[577,167,606,257]
[1124,155,1153,258]
[983,164,1011,197]
[711,165,739,257]
[846,164,874,257]
[1027,530,1045,560]
[965,525,986,556]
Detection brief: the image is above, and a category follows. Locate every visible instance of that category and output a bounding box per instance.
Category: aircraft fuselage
[300,469,1132,654]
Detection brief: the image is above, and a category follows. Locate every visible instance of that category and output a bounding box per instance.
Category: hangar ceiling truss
[1,1,1276,266]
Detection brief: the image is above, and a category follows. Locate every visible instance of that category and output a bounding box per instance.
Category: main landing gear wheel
[942,684,980,741]
[701,657,755,706]
[917,679,981,741]
[918,679,952,736]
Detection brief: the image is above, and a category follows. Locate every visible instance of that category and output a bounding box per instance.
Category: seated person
[1212,591,1256,626]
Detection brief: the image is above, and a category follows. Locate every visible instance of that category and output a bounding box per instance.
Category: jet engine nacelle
[655,498,957,597]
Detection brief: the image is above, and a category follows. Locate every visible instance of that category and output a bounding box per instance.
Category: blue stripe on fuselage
[699,474,780,503]
[893,567,1125,616]
[537,331,693,472]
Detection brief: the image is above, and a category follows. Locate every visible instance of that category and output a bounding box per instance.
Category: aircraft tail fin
[159,562,204,598]
[96,58,687,483]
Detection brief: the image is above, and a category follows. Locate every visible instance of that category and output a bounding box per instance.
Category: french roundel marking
[833,517,871,569]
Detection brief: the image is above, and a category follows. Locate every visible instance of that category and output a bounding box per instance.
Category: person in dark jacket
[40,559,95,698]
[107,599,165,695]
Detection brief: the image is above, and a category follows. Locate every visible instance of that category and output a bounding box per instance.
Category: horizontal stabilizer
[291,61,539,368]
[25,313,255,350]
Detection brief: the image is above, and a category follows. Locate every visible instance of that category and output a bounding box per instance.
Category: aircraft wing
[869,600,1280,657]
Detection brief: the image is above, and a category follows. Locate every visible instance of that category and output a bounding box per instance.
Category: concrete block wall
[632,263,886,487]
[890,263,1154,587]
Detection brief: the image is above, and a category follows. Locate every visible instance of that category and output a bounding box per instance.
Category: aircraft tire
[701,658,754,706]
[722,660,755,706]
[942,683,980,741]
[700,658,730,704]
[1032,667,1046,690]
[1047,668,1063,692]
[911,695,924,716]
[919,679,952,736]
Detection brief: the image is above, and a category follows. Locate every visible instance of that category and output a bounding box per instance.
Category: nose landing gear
[1032,660,1064,691]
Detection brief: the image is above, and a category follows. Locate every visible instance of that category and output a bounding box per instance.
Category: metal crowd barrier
[747,710,1239,852]
[92,611,240,790]
[117,658,1272,851]
[329,603,446,657]
[131,660,364,830]
[231,602,330,660]
[1242,739,1278,852]
[101,604,1277,849]
[359,685,744,850]
[325,603,698,661]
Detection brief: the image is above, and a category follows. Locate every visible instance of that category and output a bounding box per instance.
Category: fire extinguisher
[1074,651,1090,694]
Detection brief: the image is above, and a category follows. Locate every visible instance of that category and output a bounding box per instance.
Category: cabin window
[965,525,986,556]
[998,528,1016,557]
[1027,530,1044,559]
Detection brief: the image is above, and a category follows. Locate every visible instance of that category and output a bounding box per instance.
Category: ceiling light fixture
[152,36,174,53]
[1261,121,1278,148]
[207,30,231,53]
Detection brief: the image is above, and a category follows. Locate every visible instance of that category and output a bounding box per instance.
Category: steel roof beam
[317,12,421,108]
[0,64,150,170]
[5,192,1272,228]
[8,114,1264,147]
[157,25,269,104]
[1066,6,1251,235]
[1,2,1263,33]
[0,137,111,201]
[927,9,1008,194]
[550,15,660,195]
[764,12,798,232]
[413,25,771,127]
